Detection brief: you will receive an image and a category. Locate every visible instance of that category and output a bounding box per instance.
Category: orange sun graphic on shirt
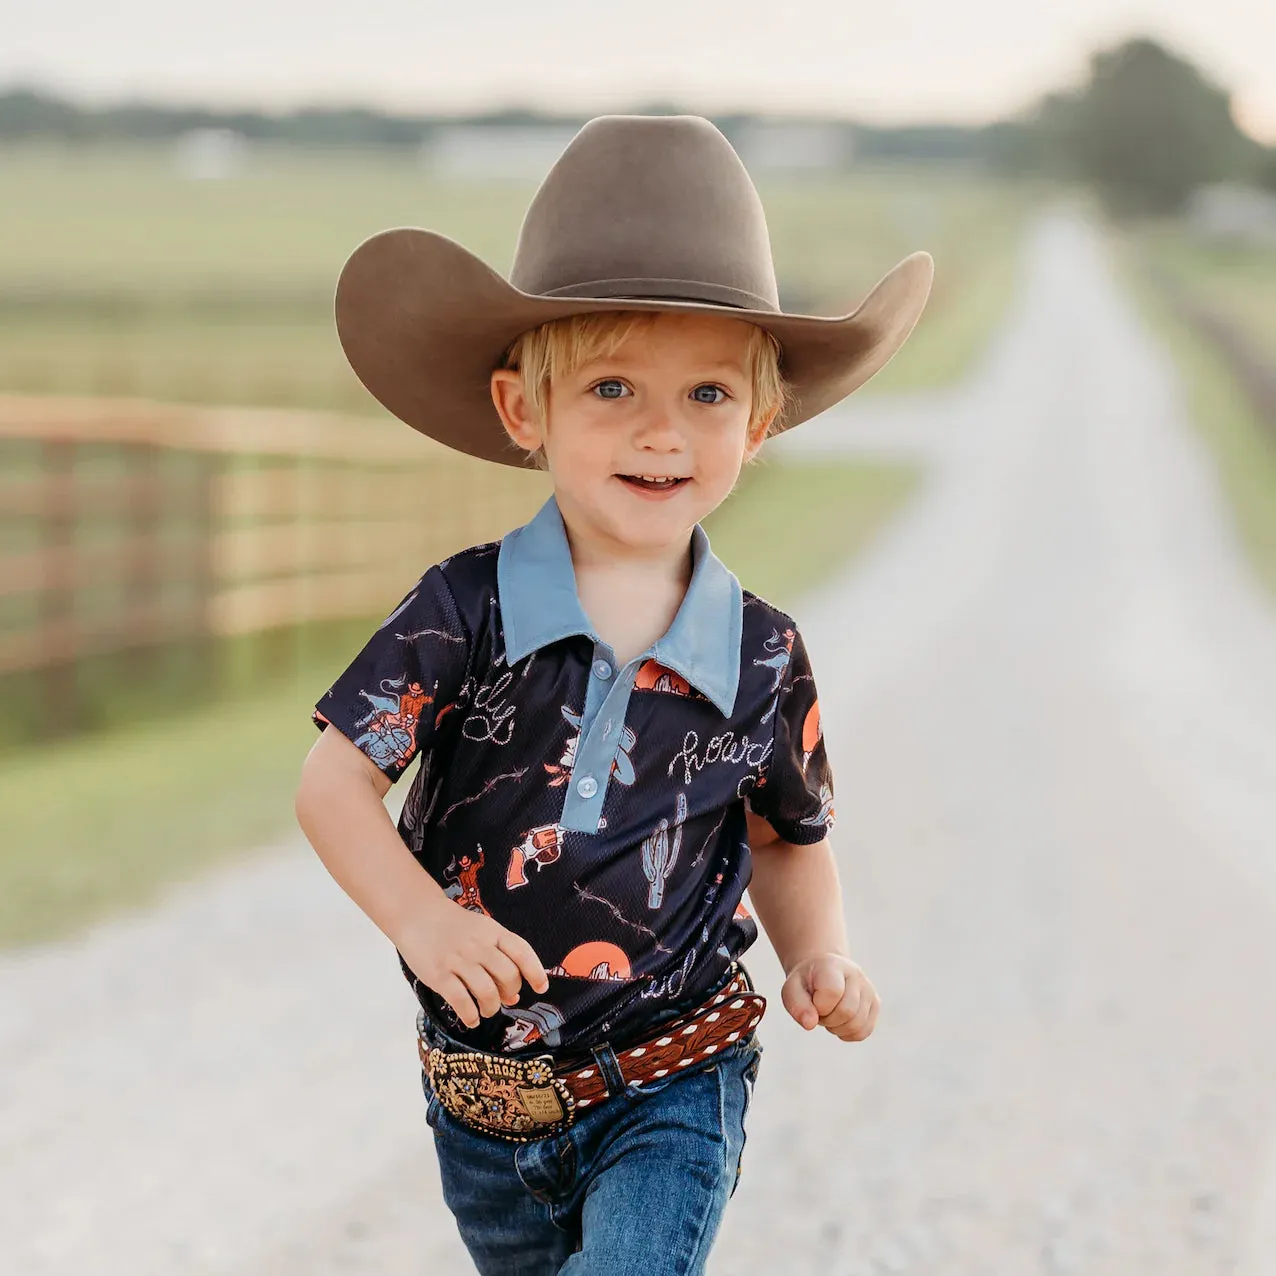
[802,700,822,754]
[551,941,633,981]
[800,699,824,770]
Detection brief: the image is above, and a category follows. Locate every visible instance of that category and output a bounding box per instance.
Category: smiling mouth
[617,474,690,493]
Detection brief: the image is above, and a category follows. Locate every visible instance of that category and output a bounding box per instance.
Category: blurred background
[3,4,1276,1273]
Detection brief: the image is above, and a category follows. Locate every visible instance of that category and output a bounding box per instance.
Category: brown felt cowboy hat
[335,114,934,467]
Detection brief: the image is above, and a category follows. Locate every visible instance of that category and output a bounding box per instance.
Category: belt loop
[590,1042,628,1097]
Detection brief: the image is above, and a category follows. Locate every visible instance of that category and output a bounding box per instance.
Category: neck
[566,526,694,580]
[560,518,696,668]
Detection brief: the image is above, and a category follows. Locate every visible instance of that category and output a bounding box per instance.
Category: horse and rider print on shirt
[443,846,491,915]
[319,675,436,772]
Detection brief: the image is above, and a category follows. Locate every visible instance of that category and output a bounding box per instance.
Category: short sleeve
[311,566,472,783]
[748,626,835,843]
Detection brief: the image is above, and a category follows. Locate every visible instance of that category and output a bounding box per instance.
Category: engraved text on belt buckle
[427,1048,576,1142]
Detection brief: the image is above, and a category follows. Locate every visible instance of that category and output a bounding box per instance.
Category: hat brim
[335,229,934,468]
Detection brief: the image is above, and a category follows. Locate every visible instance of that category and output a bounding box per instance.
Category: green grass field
[0,457,920,950]
[1133,223,1276,355]
[0,144,1041,408]
[1118,230,1276,604]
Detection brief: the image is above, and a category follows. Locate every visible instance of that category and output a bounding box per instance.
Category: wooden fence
[0,395,548,699]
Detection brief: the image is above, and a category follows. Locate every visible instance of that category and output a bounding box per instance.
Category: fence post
[41,436,77,740]
[125,441,164,688]
[258,453,298,680]
[194,449,220,703]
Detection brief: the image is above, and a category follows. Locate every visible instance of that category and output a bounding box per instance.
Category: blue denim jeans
[420,1023,762,1274]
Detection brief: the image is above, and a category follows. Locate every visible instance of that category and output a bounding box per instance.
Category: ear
[742,412,776,463]
[490,368,545,454]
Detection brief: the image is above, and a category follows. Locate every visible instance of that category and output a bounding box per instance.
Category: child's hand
[398,897,550,1030]
[781,954,879,1041]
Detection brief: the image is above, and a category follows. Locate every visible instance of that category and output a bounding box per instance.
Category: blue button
[593,660,613,680]
[576,775,599,799]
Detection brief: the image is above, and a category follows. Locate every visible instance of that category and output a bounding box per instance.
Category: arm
[295,727,548,1026]
[297,726,434,941]
[746,811,848,969]
[746,810,878,1042]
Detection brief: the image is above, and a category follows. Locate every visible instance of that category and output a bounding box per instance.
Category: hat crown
[509,115,781,313]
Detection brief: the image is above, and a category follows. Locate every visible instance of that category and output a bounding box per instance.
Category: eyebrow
[581,358,747,376]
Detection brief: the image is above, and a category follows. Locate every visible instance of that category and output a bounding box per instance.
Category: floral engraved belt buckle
[428,1049,576,1142]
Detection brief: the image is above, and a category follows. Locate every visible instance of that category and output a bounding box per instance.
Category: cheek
[697,423,752,476]
[543,418,613,480]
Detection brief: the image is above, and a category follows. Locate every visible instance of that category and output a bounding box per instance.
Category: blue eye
[594,380,629,400]
[692,385,727,405]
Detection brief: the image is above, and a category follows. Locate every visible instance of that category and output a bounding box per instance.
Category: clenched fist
[781,954,879,1041]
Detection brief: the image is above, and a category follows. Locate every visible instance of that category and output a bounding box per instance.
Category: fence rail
[0,395,548,684]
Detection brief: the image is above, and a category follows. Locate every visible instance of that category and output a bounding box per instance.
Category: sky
[5,0,1275,142]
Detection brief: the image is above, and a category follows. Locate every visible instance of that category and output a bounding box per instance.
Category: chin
[605,507,700,551]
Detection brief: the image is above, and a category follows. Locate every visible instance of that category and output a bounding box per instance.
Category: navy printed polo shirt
[313,496,835,1060]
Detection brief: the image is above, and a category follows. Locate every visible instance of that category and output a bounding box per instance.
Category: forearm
[747,835,849,973]
[294,743,446,947]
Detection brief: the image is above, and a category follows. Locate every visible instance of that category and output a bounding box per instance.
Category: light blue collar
[497,496,742,715]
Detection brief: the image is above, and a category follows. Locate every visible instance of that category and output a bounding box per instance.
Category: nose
[632,404,686,452]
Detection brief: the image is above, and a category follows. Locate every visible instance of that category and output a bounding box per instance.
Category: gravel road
[3,206,1276,1275]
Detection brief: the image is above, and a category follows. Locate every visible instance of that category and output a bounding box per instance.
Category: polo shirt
[312,496,835,1059]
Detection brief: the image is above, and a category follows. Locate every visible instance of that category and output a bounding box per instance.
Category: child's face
[493,312,770,555]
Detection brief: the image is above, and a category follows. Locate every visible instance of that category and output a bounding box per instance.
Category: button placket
[559,651,640,834]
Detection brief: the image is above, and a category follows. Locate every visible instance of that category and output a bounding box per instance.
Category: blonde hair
[501,311,790,463]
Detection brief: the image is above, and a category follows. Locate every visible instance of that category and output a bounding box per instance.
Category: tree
[1065,38,1252,217]
[1257,147,1276,194]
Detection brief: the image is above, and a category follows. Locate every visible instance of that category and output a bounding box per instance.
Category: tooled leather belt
[417,967,766,1142]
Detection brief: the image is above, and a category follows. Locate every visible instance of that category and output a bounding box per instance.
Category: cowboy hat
[335,114,934,467]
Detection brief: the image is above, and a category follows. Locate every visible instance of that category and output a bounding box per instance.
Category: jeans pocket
[623,1069,683,1099]
[730,1044,763,1198]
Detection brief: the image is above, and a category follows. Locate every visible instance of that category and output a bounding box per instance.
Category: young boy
[296,114,932,1275]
